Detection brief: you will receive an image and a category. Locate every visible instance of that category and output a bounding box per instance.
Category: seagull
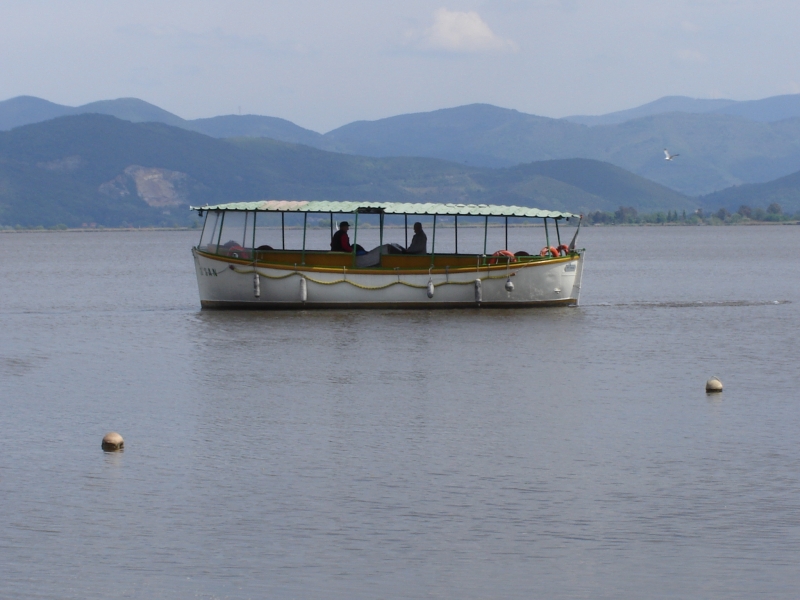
[664,149,679,161]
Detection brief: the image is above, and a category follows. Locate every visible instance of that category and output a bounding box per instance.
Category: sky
[2,0,799,132]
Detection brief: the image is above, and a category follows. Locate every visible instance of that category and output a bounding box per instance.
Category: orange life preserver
[226,244,248,259]
[489,250,517,265]
[540,246,559,257]
[557,244,570,256]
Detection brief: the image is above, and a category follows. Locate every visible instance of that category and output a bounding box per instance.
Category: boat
[190,200,585,309]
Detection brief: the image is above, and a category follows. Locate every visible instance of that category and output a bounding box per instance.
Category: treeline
[0,222,200,231]
[585,203,797,225]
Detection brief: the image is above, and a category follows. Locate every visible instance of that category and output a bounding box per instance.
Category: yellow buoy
[705,377,723,393]
[102,432,124,452]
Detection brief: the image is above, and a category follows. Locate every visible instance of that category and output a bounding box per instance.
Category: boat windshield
[198,210,221,252]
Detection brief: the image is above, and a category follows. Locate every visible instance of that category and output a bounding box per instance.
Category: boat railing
[195,244,580,269]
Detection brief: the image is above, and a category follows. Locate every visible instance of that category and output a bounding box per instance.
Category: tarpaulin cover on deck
[190,200,578,220]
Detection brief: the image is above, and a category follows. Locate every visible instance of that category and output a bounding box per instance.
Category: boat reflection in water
[190,200,585,309]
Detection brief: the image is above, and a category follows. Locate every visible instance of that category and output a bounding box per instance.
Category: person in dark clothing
[330,221,365,253]
[404,222,427,254]
[331,221,351,251]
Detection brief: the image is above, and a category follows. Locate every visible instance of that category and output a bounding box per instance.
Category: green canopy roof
[190,200,579,219]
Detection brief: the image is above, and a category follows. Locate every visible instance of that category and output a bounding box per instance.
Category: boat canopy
[190,200,579,220]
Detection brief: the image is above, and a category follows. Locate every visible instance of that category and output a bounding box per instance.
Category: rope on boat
[231,268,297,281]
[229,266,516,290]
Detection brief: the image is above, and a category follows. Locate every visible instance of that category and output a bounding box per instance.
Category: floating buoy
[505,276,514,292]
[705,376,723,393]
[253,272,261,298]
[426,279,434,298]
[102,432,124,452]
[474,279,482,304]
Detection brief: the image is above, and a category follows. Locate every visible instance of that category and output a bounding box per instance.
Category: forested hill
[0,114,693,228]
[4,95,800,197]
[700,169,800,214]
[320,105,800,196]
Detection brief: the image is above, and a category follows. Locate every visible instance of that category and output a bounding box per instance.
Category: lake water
[2,225,800,599]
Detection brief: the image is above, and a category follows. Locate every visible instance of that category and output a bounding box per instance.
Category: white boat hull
[192,249,584,309]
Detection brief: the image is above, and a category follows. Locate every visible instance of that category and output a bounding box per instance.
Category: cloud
[418,8,516,53]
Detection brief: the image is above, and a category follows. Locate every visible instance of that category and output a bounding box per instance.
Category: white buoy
[300,277,307,303]
[253,273,261,298]
[474,279,482,304]
[706,376,723,393]
[102,432,124,452]
[505,276,514,292]
[426,279,434,298]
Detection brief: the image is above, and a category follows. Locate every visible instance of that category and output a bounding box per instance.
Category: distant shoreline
[2,221,799,233]
[0,227,198,233]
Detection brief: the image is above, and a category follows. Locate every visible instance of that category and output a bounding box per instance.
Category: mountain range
[321,106,800,196]
[3,95,800,227]
[3,94,800,197]
[0,114,694,228]
[563,94,800,125]
[0,96,322,146]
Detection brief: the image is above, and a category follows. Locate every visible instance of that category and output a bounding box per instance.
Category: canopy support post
[404,215,408,249]
[544,218,551,255]
[215,211,225,254]
[430,215,437,266]
[330,212,333,241]
[352,212,359,267]
[252,211,257,255]
[455,215,458,254]
[198,211,208,248]
[568,214,583,252]
[380,212,384,246]
[301,213,307,265]
[483,216,488,257]
[505,216,508,250]
[555,218,561,246]
[281,213,285,250]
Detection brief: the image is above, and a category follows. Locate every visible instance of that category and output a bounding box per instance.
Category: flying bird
[664,149,679,161]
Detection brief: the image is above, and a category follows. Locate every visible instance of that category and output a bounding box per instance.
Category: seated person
[404,222,427,254]
[330,221,366,254]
